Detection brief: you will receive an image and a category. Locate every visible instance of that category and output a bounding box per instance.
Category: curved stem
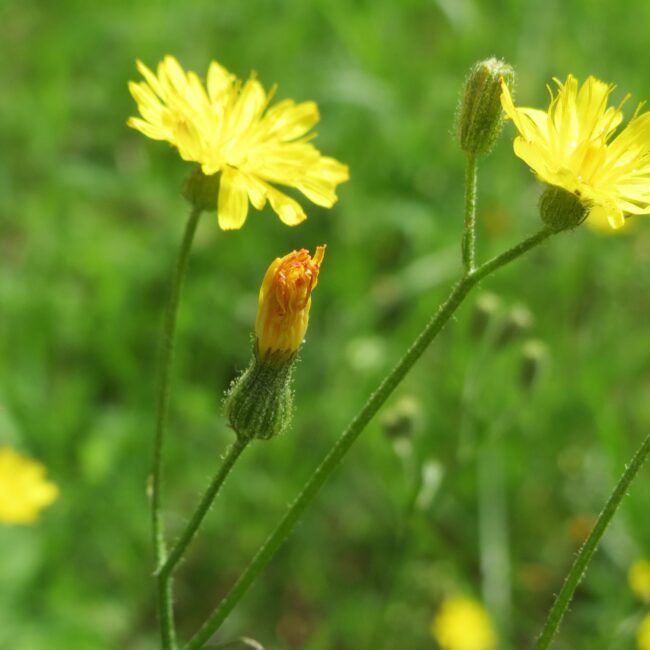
[184,226,553,650]
[462,153,478,272]
[152,206,202,650]
[535,430,650,650]
[158,439,249,581]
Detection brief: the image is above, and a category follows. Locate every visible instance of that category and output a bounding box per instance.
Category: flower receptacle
[183,166,220,213]
[539,186,588,232]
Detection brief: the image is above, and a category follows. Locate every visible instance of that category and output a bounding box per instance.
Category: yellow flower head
[629,560,650,602]
[0,447,58,524]
[432,596,496,650]
[255,246,325,357]
[638,613,650,650]
[128,56,349,230]
[501,75,650,230]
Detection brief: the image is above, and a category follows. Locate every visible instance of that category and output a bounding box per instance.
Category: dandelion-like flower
[0,447,58,524]
[128,56,349,230]
[432,596,496,650]
[638,613,650,650]
[256,246,325,357]
[629,560,650,602]
[501,75,650,229]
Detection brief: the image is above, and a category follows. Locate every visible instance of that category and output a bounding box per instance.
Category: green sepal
[183,166,220,213]
[224,342,297,442]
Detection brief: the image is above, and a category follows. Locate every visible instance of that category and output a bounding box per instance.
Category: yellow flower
[0,447,58,524]
[638,613,650,650]
[629,560,650,601]
[501,75,650,230]
[128,56,349,230]
[255,246,325,357]
[432,596,496,650]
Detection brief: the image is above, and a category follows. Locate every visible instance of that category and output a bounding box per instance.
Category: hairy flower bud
[225,246,325,442]
[519,339,547,391]
[539,186,589,231]
[457,58,515,155]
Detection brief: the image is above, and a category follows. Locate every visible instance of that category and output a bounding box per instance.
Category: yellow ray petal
[217,167,250,230]
[267,186,307,225]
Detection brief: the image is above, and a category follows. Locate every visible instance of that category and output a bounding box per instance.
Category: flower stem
[153,206,202,650]
[183,226,553,650]
[535,430,650,650]
[461,153,478,272]
[158,439,249,581]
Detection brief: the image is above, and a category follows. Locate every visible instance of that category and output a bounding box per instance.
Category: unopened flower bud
[519,339,547,391]
[225,246,325,442]
[382,396,423,440]
[495,304,532,349]
[470,292,502,340]
[539,186,588,232]
[183,166,220,213]
[457,58,515,155]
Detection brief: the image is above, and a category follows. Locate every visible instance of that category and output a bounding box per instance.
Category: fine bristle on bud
[457,57,515,156]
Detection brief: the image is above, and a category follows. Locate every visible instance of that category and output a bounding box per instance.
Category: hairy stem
[158,439,249,581]
[535,430,650,650]
[152,206,202,650]
[461,153,478,272]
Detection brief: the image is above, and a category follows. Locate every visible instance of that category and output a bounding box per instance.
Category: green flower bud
[470,292,502,341]
[224,344,295,442]
[519,339,548,391]
[457,58,515,155]
[182,166,220,212]
[494,303,533,349]
[539,186,588,232]
[382,396,423,440]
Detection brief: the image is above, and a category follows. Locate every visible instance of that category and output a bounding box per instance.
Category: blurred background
[2,0,650,648]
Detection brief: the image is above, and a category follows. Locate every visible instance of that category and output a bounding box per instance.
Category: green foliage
[2,0,650,649]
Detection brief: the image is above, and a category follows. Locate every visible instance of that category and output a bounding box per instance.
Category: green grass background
[2,0,650,648]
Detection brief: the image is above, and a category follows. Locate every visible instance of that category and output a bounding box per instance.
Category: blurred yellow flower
[638,613,650,650]
[432,596,497,650]
[501,75,650,230]
[128,56,349,230]
[629,560,650,601]
[256,246,325,357]
[0,447,58,524]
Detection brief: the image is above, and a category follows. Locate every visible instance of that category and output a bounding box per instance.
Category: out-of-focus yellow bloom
[638,613,650,650]
[0,447,58,524]
[255,246,325,357]
[501,75,650,230]
[432,596,496,650]
[629,560,650,601]
[128,56,349,230]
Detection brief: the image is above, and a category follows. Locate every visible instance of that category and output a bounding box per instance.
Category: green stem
[462,153,478,272]
[535,430,650,650]
[153,206,202,650]
[158,439,249,581]
[184,226,553,650]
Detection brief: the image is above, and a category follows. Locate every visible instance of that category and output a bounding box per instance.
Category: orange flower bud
[255,246,325,357]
